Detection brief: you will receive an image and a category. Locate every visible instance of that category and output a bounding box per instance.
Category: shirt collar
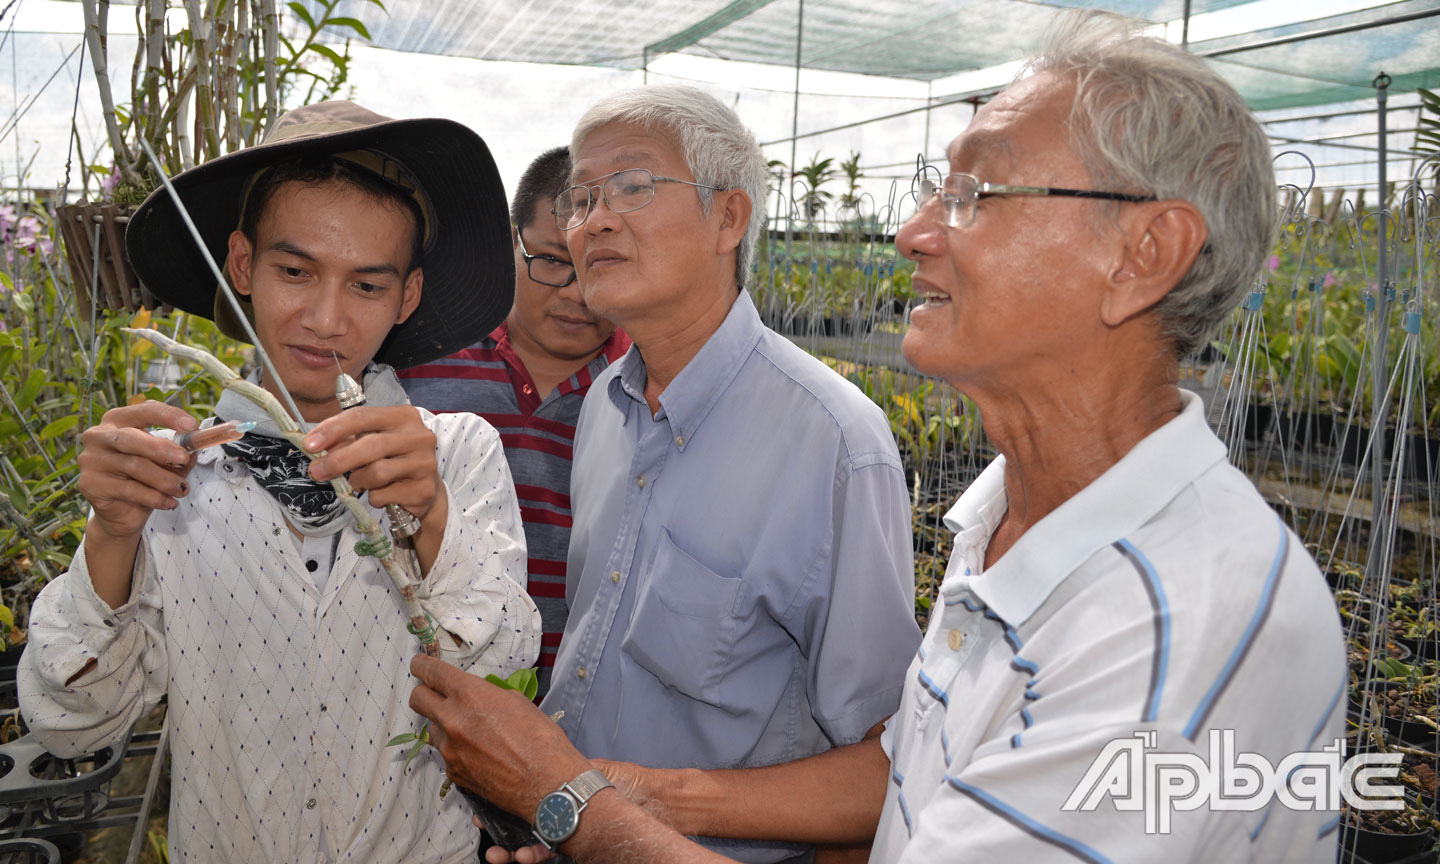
[942,457,1008,568]
[495,322,632,401]
[610,342,649,412]
[608,292,762,446]
[559,328,632,398]
[946,388,1226,626]
[215,363,409,440]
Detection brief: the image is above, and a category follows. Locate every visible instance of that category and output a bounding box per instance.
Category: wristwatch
[533,768,615,849]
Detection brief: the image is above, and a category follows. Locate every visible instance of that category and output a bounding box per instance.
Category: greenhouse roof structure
[302,0,1440,110]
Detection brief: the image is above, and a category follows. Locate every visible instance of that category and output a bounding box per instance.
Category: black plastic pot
[455,785,537,851]
[0,727,131,821]
[1380,708,1438,750]
[1397,635,1440,663]
[1337,822,1435,864]
[0,836,61,863]
[1350,674,1439,750]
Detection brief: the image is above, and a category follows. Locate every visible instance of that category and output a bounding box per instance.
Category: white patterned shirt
[20,407,540,864]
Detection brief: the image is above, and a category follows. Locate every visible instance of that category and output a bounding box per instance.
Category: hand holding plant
[409,656,584,850]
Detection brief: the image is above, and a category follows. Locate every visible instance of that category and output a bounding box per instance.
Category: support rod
[1364,72,1391,583]
[785,0,803,252]
[1200,7,1440,58]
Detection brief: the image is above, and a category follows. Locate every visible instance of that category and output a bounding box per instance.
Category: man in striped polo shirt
[409,11,1348,864]
[400,147,630,698]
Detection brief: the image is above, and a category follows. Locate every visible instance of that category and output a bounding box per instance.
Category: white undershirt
[289,528,342,593]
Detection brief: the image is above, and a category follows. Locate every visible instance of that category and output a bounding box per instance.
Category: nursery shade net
[300,0,1440,107]
[298,0,1251,77]
[1194,0,1440,111]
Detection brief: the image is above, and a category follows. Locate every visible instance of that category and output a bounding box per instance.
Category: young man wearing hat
[19,101,540,864]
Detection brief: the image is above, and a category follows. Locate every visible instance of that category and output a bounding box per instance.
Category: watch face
[535,792,579,844]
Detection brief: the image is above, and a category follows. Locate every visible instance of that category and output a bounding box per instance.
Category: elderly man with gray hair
[410,12,1346,863]
[418,83,919,863]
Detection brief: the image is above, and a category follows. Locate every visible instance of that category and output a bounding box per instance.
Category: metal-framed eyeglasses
[554,168,725,231]
[916,171,1156,229]
[516,228,577,288]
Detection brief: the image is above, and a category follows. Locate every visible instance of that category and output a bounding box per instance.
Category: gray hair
[571,85,769,290]
[1025,11,1277,356]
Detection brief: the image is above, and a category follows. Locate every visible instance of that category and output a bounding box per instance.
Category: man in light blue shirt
[536,85,919,863]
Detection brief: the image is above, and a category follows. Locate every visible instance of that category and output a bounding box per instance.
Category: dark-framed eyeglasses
[554,167,725,231]
[516,228,577,288]
[916,171,1157,229]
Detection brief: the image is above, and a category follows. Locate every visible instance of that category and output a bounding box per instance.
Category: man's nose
[582,189,622,234]
[300,280,348,338]
[896,202,947,261]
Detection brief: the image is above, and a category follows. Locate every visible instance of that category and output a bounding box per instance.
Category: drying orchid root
[122,326,441,657]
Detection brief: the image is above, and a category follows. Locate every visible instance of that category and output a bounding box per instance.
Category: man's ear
[714,189,751,257]
[226,230,255,296]
[1101,200,1207,327]
[395,268,423,325]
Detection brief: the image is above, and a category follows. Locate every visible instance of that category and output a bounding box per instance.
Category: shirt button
[636,475,646,488]
[272,527,282,536]
[577,666,588,679]
[674,435,685,448]
[947,629,964,651]
[305,559,318,573]
[306,798,317,809]
[319,704,327,713]
[522,384,534,395]
[610,571,621,584]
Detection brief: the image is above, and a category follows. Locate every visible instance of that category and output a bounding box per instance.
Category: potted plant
[58,0,372,316]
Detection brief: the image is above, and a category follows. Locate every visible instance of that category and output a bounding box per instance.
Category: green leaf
[483,668,540,700]
[405,736,426,770]
[308,43,345,65]
[365,0,388,12]
[514,668,539,701]
[386,732,416,747]
[16,369,46,412]
[0,272,12,292]
[287,1,317,30]
[1375,656,1413,680]
[0,604,12,629]
[325,16,371,39]
[38,415,79,441]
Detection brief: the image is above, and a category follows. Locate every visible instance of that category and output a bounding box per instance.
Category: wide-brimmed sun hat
[125,100,514,369]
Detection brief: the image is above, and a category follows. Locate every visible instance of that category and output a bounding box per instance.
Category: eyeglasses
[516,229,576,288]
[916,172,1156,229]
[554,168,725,231]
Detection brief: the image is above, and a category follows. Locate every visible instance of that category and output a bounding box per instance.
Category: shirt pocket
[621,529,744,711]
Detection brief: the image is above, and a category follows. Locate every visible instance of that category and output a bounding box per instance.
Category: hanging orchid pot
[55,203,161,318]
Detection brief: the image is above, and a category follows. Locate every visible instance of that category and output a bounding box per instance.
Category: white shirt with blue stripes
[871,389,1347,864]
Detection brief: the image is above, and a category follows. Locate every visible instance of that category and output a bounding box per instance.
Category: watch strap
[565,768,614,805]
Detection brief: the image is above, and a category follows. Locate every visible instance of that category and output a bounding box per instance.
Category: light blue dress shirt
[542,290,919,862]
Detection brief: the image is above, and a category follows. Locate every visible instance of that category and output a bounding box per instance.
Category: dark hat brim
[124,116,513,369]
